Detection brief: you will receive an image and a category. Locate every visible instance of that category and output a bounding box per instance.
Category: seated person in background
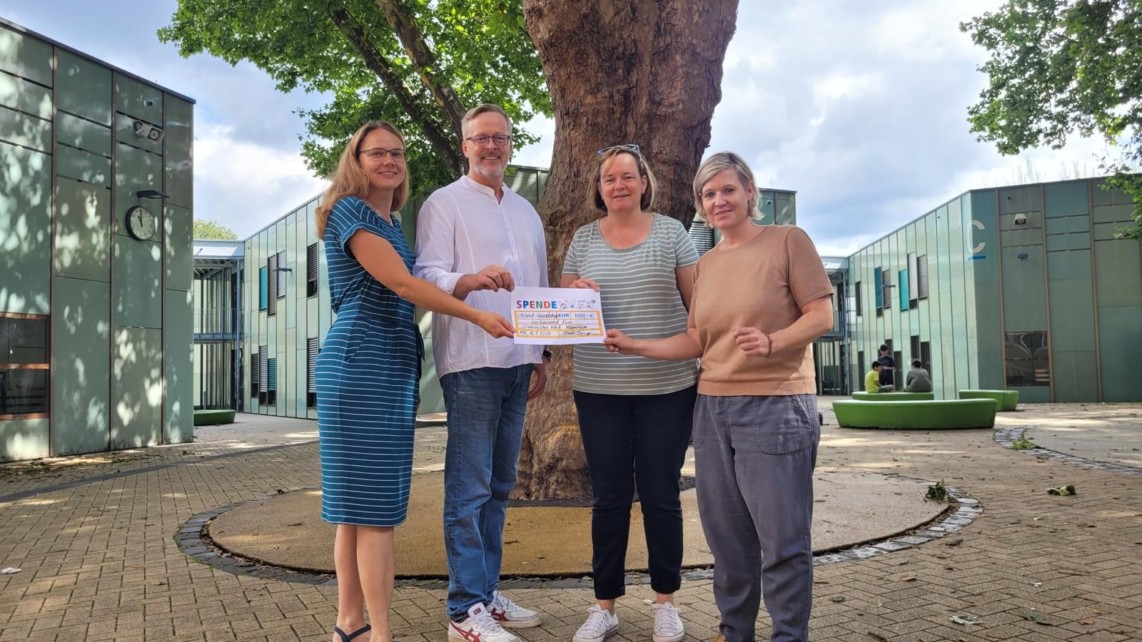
[905,359,933,393]
[864,362,895,393]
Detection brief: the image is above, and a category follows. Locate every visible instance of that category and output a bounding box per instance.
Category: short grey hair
[461,104,513,137]
[692,151,760,220]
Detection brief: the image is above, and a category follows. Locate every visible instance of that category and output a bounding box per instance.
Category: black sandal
[334,624,371,641]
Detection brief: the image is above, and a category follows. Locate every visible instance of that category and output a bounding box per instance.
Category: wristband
[763,334,773,357]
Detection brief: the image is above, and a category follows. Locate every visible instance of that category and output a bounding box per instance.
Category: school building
[0,19,195,462]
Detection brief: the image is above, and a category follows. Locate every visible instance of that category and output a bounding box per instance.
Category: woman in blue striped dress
[315,121,514,642]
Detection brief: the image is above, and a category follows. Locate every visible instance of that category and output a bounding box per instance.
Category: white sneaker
[448,603,520,642]
[572,605,619,642]
[490,590,542,628]
[652,603,684,642]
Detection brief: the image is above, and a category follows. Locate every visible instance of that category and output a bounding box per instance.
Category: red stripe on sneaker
[451,622,481,642]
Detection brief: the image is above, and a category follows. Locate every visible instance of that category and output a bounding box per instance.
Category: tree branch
[326,4,464,176]
[374,0,469,139]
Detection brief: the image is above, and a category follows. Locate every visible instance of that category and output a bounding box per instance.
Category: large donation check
[510,286,606,345]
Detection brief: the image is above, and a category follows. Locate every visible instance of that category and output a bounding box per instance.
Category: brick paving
[1,403,1140,641]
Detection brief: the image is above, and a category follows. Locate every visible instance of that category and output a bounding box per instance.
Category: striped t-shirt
[563,214,699,395]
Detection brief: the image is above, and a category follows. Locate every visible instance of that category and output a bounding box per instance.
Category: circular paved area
[205,469,947,577]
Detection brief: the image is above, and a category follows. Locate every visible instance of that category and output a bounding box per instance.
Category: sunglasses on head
[597,143,641,157]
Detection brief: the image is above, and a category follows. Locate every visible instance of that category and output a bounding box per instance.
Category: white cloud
[194,125,326,237]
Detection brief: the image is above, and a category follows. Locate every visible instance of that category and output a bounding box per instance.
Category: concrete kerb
[994,425,1142,476]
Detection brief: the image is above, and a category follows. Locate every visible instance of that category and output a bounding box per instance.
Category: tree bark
[513,0,739,500]
[373,0,469,142]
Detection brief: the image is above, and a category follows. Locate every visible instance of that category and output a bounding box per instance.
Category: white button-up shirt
[414,175,548,377]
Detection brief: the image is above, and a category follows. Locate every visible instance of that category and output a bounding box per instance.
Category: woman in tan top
[605,152,833,642]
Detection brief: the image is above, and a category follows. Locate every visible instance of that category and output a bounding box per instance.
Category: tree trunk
[512,0,739,500]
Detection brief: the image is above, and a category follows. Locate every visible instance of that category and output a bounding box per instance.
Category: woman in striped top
[561,144,699,642]
[314,121,513,642]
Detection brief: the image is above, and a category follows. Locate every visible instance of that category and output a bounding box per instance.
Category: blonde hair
[692,151,760,220]
[316,121,410,238]
[590,146,657,212]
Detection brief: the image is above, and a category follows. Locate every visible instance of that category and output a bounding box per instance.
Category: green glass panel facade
[0,20,195,461]
[850,178,1141,402]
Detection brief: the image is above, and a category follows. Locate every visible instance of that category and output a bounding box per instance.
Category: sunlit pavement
[1,402,1140,641]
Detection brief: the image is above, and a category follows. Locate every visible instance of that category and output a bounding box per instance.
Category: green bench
[193,409,236,426]
[834,398,998,430]
[851,391,934,401]
[958,389,1019,411]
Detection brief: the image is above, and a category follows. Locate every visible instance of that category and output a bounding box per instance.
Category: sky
[3,0,1112,256]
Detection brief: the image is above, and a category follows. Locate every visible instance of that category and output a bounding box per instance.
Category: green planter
[193,409,236,426]
[851,391,935,401]
[958,389,1019,411]
[834,399,998,430]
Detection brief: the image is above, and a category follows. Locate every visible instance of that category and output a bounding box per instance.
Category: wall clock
[125,205,157,241]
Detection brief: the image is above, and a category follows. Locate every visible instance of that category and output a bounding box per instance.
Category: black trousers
[573,385,697,599]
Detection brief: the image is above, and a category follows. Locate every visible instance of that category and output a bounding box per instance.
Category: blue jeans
[441,365,533,620]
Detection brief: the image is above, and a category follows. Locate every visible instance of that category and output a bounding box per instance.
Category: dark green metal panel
[56,143,110,186]
[163,97,193,209]
[165,204,193,292]
[0,107,51,152]
[1098,306,1142,401]
[56,50,112,126]
[1095,240,1142,307]
[110,327,163,448]
[1000,246,1047,331]
[1043,181,1089,218]
[51,277,111,455]
[114,73,163,125]
[165,289,194,444]
[53,177,111,281]
[56,112,111,155]
[0,25,53,86]
[113,235,163,329]
[1051,351,1099,402]
[0,143,52,314]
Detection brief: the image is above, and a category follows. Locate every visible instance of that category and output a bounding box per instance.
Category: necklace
[362,199,394,225]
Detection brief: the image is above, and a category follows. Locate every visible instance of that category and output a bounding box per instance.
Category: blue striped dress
[316,196,423,526]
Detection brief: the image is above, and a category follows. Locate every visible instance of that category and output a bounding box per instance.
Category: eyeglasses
[358,147,406,162]
[465,134,513,147]
[597,143,641,157]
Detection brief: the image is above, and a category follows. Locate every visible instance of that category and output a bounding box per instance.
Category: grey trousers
[693,394,820,642]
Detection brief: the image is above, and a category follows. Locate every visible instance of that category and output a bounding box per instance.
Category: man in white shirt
[414,104,549,642]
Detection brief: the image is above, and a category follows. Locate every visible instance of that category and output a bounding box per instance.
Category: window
[854,281,862,316]
[873,268,883,310]
[0,314,49,419]
[250,353,259,398]
[258,346,268,404]
[881,268,894,312]
[275,252,287,299]
[306,243,319,298]
[916,254,929,300]
[307,337,319,408]
[1005,331,1050,387]
[266,357,278,406]
[907,253,919,306]
[898,269,909,311]
[258,266,268,311]
[267,255,278,316]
